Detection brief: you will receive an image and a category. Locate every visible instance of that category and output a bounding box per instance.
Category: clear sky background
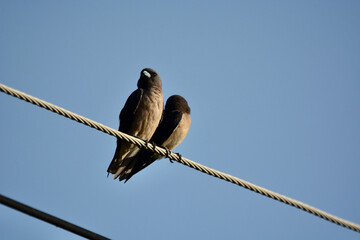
[1,1,359,239]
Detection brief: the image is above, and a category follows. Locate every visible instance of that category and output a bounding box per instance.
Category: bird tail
[116,157,137,181]
[107,139,139,176]
[109,148,139,180]
[107,147,120,175]
[119,151,161,182]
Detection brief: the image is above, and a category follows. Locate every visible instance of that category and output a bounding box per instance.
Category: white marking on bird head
[143,70,151,78]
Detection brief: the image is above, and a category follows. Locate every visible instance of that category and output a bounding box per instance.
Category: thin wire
[1,82,359,233]
[0,194,110,240]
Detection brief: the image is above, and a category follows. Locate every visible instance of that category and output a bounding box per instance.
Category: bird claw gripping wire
[144,140,150,149]
[145,140,158,152]
[164,147,174,163]
[176,153,182,162]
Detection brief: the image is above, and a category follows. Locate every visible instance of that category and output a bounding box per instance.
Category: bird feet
[176,153,182,161]
[144,140,157,151]
[163,147,174,163]
[144,140,150,149]
[164,149,182,163]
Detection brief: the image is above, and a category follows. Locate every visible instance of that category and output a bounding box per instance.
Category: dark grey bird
[107,68,164,179]
[118,95,191,182]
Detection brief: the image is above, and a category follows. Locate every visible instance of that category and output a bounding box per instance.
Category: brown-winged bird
[107,68,163,179]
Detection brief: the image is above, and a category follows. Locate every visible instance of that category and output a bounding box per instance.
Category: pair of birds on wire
[107,68,191,182]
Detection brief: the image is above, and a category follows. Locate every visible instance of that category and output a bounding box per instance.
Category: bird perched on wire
[107,68,164,179]
[118,95,191,182]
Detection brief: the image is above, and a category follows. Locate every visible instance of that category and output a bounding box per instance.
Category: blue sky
[1,1,360,239]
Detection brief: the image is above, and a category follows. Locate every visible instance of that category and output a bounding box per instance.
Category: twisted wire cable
[1,82,359,233]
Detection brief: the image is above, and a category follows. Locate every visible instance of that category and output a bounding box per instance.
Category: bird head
[165,95,191,114]
[137,68,162,90]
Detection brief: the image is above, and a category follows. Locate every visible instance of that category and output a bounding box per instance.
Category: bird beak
[143,70,151,78]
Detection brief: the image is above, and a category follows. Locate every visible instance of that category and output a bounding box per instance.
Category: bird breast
[163,113,191,150]
[131,88,163,140]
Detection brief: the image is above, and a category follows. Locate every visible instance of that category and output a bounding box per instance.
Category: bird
[118,95,191,182]
[107,68,164,179]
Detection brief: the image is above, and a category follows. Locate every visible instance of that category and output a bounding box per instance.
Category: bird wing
[119,88,143,132]
[107,88,143,174]
[151,110,183,145]
[121,110,183,182]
